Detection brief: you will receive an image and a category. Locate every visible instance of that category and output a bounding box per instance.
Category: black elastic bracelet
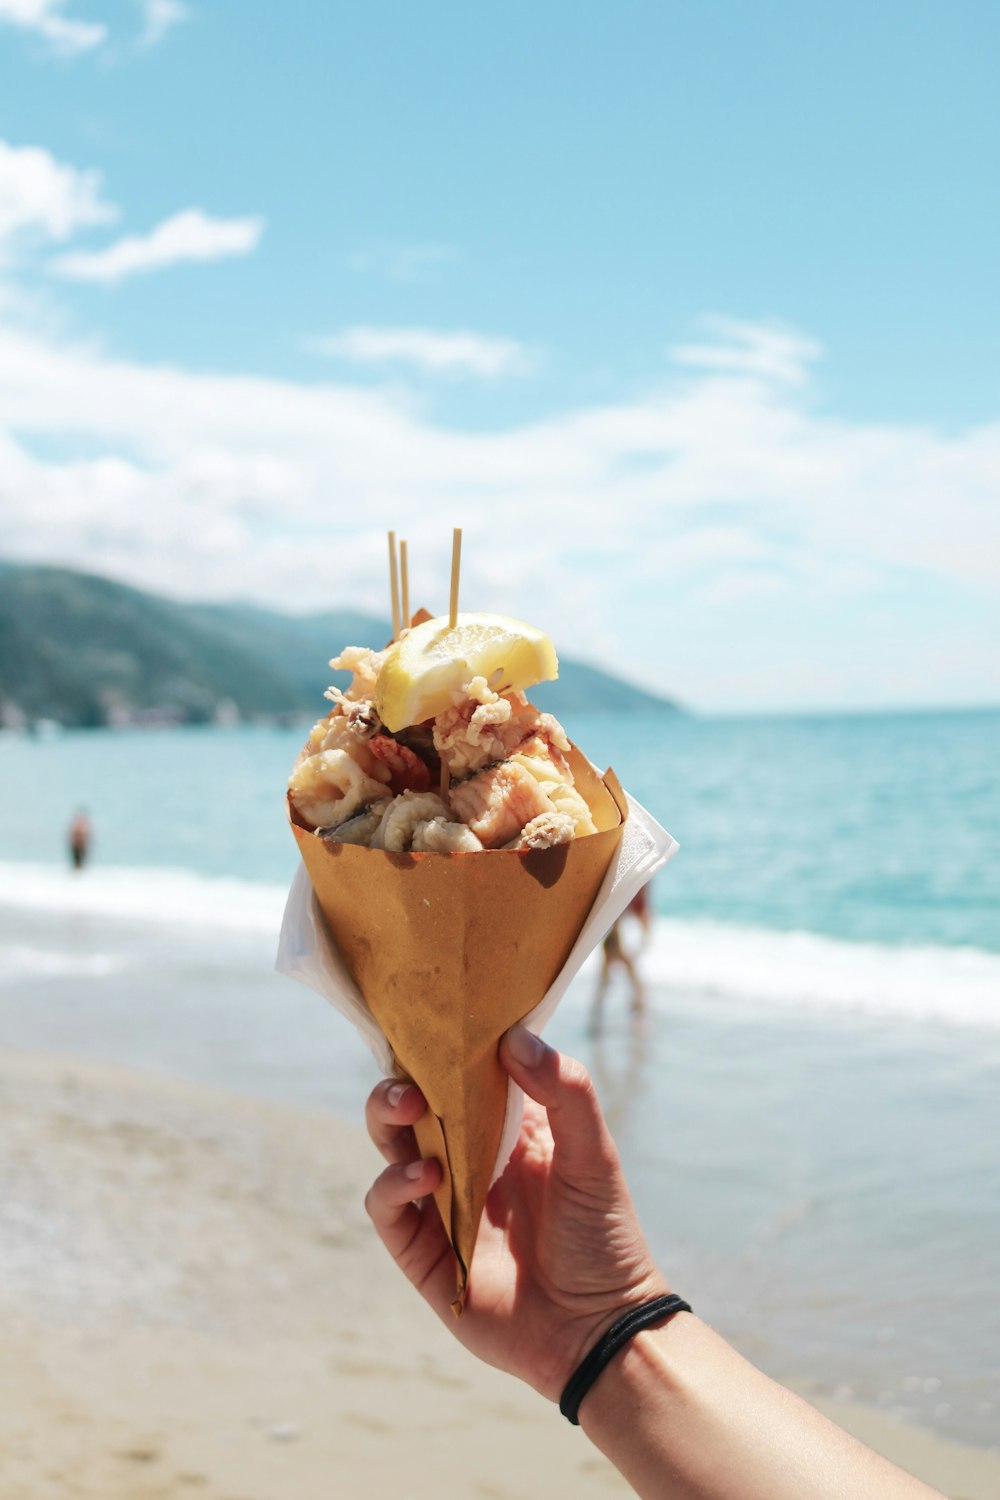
[559,1293,692,1425]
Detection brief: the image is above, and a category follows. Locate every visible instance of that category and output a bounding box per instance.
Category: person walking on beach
[364,1029,946,1500]
[67,808,92,872]
[591,883,652,1031]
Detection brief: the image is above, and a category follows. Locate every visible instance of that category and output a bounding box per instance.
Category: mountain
[183,600,397,707]
[0,565,302,728]
[0,562,680,728]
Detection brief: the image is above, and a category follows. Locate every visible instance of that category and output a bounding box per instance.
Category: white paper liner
[275,786,678,1181]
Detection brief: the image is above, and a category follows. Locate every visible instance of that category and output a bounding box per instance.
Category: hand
[364,1025,669,1402]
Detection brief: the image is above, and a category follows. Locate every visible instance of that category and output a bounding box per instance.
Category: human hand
[364,1025,669,1402]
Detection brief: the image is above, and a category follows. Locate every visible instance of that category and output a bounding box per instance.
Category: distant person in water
[591,883,652,1031]
[67,809,92,872]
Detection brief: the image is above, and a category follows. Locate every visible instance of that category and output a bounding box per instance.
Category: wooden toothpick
[400,539,410,630]
[449,527,462,629]
[387,530,401,641]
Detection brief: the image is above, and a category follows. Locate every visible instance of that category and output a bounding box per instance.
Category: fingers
[364,1155,441,1255]
[364,1155,454,1308]
[500,1026,620,1183]
[364,1080,456,1308]
[365,1078,428,1165]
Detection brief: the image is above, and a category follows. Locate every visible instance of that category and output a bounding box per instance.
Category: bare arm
[581,1311,943,1499]
[364,1028,944,1500]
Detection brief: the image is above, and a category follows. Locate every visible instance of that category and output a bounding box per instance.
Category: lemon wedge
[375,612,559,731]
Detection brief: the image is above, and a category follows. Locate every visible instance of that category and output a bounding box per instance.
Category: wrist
[531,1274,670,1404]
[577,1307,700,1439]
[559,1294,691,1425]
[548,1273,673,1402]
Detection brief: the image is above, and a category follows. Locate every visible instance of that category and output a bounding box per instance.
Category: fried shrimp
[368,734,432,794]
[370,790,452,852]
[448,760,555,849]
[288,749,389,831]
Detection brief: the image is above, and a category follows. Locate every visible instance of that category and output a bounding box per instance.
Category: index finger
[365,1078,429,1165]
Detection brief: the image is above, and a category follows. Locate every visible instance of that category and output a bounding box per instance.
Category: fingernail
[405,1159,426,1181]
[387,1083,411,1108]
[506,1024,547,1068]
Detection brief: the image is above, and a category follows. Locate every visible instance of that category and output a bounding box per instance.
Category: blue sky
[1,0,998,710]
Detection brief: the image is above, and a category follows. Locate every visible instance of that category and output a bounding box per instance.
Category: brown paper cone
[289,744,626,1308]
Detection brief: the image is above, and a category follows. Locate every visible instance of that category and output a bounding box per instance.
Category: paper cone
[288,743,626,1307]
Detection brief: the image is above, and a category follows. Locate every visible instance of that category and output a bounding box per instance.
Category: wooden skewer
[400,539,410,630]
[387,530,401,641]
[448,526,462,629]
[441,526,463,795]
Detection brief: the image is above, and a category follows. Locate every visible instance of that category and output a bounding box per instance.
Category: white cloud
[0,0,186,53]
[307,326,532,379]
[0,0,104,53]
[0,315,997,711]
[671,316,823,386]
[138,0,187,49]
[0,139,115,250]
[49,209,265,282]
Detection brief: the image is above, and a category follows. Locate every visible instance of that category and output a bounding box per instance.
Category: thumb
[500,1025,619,1184]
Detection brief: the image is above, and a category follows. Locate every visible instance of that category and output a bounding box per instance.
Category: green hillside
[185,601,395,711]
[0,565,302,728]
[0,562,680,729]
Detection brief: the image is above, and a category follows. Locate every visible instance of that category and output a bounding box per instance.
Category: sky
[1,0,998,713]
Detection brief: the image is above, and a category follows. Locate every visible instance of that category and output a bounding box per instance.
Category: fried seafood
[288,613,601,854]
[412,817,484,853]
[432,682,568,779]
[328,646,387,701]
[433,693,514,778]
[368,734,432,795]
[320,696,380,741]
[543,781,597,835]
[289,749,389,832]
[370,790,451,851]
[448,760,555,849]
[516,811,576,850]
[318,804,391,845]
[305,711,389,784]
[510,733,597,836]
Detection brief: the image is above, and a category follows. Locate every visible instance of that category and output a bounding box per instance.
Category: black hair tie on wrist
[559,1293,692,1425]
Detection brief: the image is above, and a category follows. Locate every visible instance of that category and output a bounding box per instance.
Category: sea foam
[2,860,998,1030]
[641,918,1000,1030]
[0,861,288,936]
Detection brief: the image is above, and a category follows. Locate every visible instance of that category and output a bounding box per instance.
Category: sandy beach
[1,1050,997,1500]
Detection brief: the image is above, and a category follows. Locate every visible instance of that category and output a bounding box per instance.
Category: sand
[1,1050,997,1500]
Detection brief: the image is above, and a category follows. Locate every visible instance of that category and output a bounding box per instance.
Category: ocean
[1,708,998,1448]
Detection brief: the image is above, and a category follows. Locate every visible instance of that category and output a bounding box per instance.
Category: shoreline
[1,1049,997,1500]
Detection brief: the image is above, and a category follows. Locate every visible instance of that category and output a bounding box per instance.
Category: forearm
[579,1314,944,1500]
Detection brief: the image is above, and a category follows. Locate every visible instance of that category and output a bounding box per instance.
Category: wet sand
[1,1050,997,1500]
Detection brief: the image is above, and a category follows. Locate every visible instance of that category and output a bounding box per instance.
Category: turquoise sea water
[0,708,998,1446]
[3,706,998,951]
